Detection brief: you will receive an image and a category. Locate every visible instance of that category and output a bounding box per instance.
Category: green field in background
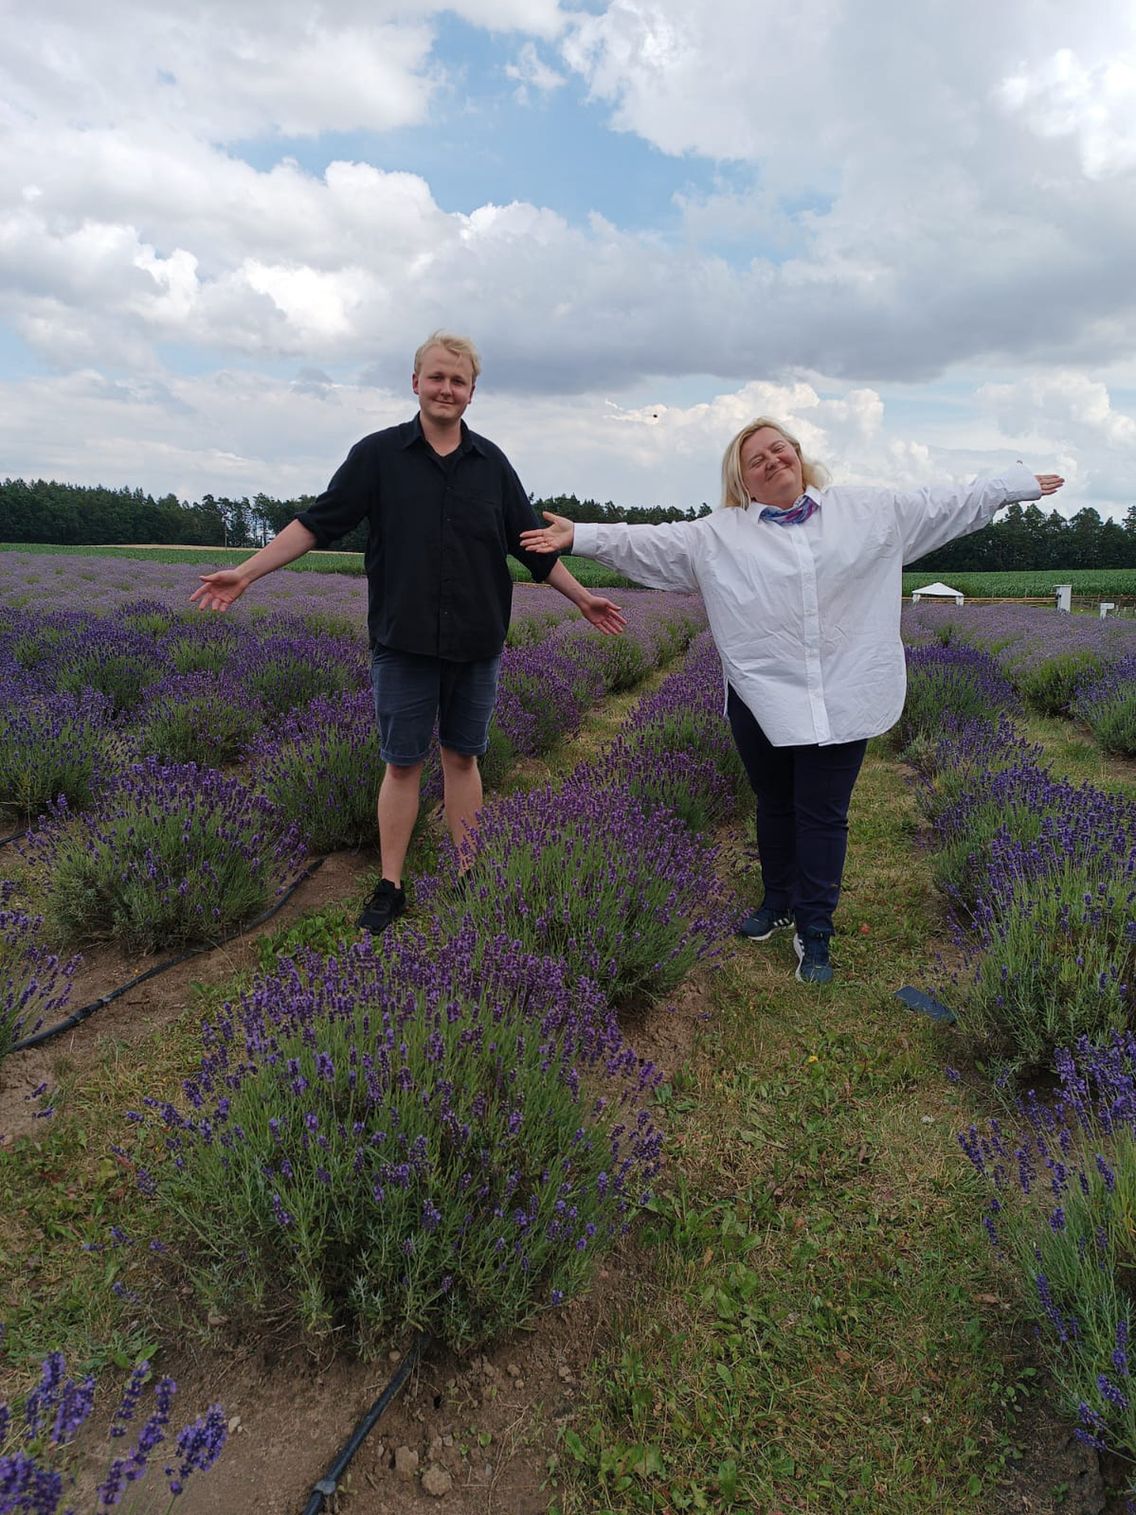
[0,541,634,589]
[3,543,1136,598]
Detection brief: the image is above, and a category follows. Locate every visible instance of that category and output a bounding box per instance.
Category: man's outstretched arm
[189,518,319,612]
[544,558,626,636]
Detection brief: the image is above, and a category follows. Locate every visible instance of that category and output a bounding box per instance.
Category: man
[191,330,624,933]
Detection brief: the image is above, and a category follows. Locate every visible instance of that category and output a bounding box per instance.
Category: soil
[153,1252,641,1515]
[994,1399,1119,1515]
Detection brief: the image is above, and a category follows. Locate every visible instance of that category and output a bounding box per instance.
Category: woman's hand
[520,512,574,555]
[1035,474,1065,496]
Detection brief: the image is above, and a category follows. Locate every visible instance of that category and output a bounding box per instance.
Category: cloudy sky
[2,0,1135,519]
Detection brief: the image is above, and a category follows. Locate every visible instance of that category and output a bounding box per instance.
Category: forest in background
[2,476,1134,572]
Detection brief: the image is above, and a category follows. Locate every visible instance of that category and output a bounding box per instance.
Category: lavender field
[3,571,1136,1511]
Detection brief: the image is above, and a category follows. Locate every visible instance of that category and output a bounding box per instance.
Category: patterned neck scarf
[758,493,819,527]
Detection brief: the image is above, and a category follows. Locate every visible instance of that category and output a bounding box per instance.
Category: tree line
[2,478,1135,570]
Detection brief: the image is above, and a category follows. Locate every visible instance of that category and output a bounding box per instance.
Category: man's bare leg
[439,747,483,870]
[377,760,424,886]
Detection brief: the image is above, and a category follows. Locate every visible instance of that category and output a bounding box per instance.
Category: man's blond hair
[414,330,482,381]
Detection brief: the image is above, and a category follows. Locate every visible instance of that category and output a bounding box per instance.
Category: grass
[548,751,1041,1514]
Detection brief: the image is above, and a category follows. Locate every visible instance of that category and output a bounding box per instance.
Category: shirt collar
[402,412,485,457]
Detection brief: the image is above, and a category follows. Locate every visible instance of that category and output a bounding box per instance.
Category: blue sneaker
[794,930,834,985]
[737,904,793,942]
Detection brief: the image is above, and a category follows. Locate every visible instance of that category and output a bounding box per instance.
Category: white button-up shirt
[573,463,1041,746]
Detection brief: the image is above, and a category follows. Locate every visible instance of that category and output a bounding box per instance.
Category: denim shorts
[370,644,502,765]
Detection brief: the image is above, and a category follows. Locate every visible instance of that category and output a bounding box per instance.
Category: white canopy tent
[911,581,965,606]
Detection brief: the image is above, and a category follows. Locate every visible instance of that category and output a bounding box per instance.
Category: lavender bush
[930,762,1092,913]
[0,672,115,820]
[496,643,595,757]
[420,778,726,1004]
[249,690,387,853]
[240,630,367,717]
[130,672,265,767]
[558,623,651,695]
[158,616,247,677]
[45,622,173,717]
[594,632,746,836]
[117,598,181,639]
[1073,657,1136,757]
[892,643,1019,754]
[505,606,571,648]
[0,1352,226,1512]
[960,860,1134,1066]
[1014,650,1106,718]
[0,882,77,1058]
[21,760,306,953]
[916,711,1136,1065]
[961,1032,1136,1483]
[141,928,662,1352]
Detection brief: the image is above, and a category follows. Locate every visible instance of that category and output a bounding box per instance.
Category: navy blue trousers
[727,686,867,938]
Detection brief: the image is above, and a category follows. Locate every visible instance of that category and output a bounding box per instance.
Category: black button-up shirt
[297,415,559,660]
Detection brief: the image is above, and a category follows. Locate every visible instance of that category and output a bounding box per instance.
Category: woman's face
[740,427,805,509]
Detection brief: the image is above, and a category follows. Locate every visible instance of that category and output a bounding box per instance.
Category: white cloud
[505,42,566,100]
[997,47,1136,179]
[1,366,1123,526]
[2,0,1136,527]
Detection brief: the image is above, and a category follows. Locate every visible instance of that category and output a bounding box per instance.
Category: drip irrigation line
[0,827,28,848]
[8,856,327,1054]
[301,1331,430,1515]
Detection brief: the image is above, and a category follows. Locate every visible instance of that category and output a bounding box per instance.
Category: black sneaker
[794,930,833,985]
[737,903,793,942]
[357,879,406,935]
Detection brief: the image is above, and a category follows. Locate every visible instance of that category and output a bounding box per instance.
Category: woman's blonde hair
[720,416,828,509]
[414,330,482,381]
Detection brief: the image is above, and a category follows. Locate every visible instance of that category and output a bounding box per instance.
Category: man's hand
[190,569,249,612]
[1035,474,1065,496]
[519,511,574,555]
[579,592,626,636]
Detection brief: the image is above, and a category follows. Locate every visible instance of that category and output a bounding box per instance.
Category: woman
[520,418,1064,985]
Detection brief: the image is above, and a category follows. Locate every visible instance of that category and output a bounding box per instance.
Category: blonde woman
[520,419,1063,985]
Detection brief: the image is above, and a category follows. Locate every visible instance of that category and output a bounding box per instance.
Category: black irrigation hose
[301,1331,430,1515]
[8,856,327,1054]
[0,827,28,848]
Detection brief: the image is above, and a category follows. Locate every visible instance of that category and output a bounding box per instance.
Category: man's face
[412,346,476,426]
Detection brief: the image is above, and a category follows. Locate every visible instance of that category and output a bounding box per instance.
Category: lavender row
[1072,656,1136,757]
[0,590,703,827]
[960,1032,1136,1492]
[901,600,1136,729]
[484,593,704,780]
[900,619,1136,1481]
[913,712,1136,1068]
